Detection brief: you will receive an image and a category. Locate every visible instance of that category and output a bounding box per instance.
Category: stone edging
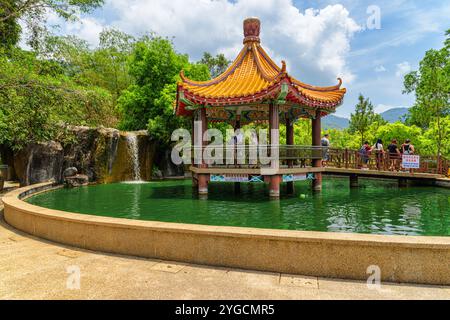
[2,182,450,285]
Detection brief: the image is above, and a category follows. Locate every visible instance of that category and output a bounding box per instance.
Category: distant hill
[380,107,409,123]
[322,115,349,130]
[322,107,409,130]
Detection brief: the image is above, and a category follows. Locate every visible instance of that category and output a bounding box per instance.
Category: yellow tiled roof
[177,17,346,115]
[179,42,345,104]
[180,42,282,99]
[293,78,347,103]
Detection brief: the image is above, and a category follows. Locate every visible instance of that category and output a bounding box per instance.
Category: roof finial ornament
[180,70,186,80]
[281,60,287,73]
[243,17,260,44]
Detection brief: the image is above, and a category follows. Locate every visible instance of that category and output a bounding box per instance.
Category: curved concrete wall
[2,182,450,285]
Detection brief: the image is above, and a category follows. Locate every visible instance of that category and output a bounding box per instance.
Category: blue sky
[41,0,450,117]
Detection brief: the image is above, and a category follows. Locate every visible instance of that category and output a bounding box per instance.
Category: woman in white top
[372,138,384,170]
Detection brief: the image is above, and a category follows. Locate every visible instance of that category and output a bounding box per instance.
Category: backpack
[360,146,367,156]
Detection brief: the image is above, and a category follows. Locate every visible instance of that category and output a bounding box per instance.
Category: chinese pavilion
[175,17,346,198]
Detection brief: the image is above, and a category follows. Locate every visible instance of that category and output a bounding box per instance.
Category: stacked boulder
[63,167,89,188]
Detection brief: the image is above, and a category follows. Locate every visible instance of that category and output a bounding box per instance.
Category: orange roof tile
[180,42,282,99]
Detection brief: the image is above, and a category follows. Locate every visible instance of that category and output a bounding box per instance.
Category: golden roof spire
[243,17,261,44]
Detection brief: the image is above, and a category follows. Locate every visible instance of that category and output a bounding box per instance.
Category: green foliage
[349,94,386,144]
[43,29,135,102]
[0,1,21,50]
[279,119,312,145]
[117,36,210,145]
[403,29,450,157]
[0,48,114,150]
[0,8,448,164]
[325,128,360,149]
[200,52,231,78]
[0,0,104,51]
[375,122,422,148]
[420,116,450,157]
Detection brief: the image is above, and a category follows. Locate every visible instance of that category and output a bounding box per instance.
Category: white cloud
[395,61,411,77]
[101,0,361,85]
[64,17,105,47]
[25,1,359,87]
[20,9,105,48]
[374,65,386,72]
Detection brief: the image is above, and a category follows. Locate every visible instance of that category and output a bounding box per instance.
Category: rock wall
[3,126,160,186]
[156,149,185,178]
[13,141,64,186]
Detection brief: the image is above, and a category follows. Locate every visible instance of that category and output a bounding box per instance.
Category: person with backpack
[401,139,416,172]
[401,139,415,155]
[387,139,401,171]
[359,141,371,169]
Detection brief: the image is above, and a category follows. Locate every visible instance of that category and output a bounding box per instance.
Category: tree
[43,29,135,103]
[0,47,114,150]
[200,52,230,78]
[403,29,450,159]
[349,94,385,145]
[0,1,21,50]
[0,0,103,50]
[375,122,423,152]
[117,36,210,145]
[420,116,450,157]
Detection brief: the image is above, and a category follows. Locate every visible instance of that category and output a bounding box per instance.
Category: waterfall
[107,131,119,175]
[126,133,141,181]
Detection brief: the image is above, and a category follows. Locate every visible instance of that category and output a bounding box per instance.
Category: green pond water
[26,177,450,236]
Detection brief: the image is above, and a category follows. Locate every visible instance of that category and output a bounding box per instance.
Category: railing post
[345,148,349,169]
[437,154,442,175]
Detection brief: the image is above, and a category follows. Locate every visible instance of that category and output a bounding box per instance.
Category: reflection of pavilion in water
[175,17,347,198]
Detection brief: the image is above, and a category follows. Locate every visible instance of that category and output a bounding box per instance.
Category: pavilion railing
[189,145,449,176]
[191,145,323,168]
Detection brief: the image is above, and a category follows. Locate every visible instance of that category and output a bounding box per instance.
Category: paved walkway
[0,190,449,299]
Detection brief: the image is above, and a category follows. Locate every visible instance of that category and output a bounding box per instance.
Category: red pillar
[269,175,281,198]
[269,103,280,198]
[312,110,322,191]
[198,173,208,195]
[286,114,294,194]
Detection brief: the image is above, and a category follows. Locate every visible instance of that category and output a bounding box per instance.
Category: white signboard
[402,155,420,169]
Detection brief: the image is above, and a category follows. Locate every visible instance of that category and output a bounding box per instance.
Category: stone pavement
[0,191,449,299]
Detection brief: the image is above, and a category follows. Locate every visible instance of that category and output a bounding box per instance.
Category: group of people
[321,134,415,171]
[359,138,415,170]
